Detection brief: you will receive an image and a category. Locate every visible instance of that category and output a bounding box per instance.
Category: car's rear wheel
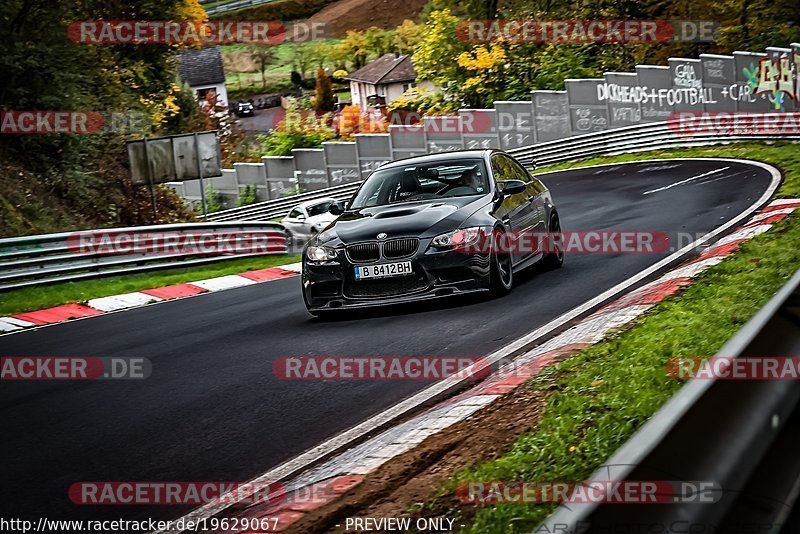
[489,230,513,297]
[542,212,564,270]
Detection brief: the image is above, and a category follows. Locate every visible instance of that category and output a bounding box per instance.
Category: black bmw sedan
[301,149,563,316]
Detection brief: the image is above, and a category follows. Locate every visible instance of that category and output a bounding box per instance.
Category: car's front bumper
[302,245,492,312]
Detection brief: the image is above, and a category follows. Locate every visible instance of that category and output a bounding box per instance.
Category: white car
[282,197,339,244]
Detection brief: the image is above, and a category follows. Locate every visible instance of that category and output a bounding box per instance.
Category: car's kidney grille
[345,272,427,298]
[382,238,419,259]
[346,243,380,263]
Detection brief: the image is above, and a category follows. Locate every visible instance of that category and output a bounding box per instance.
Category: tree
[395,20,422,55]
[455,44,509,107]
[412,10,471,92]
[327,42,352,71]
[363,27,396,57]
[310,41,331,69]
[315,67,335,112]
[248,45,276,90]
[0,0,206,232]
[340,31,369,70]
[288,42,314,78]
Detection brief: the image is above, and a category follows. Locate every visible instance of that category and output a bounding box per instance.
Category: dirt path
[308,0,428,35]
[285,373,560,533]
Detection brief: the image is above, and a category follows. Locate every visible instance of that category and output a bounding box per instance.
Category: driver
[461,169,482,192]
[442,168,485,197]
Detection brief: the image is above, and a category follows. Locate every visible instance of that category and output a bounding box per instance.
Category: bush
[238,185,257,206]
[259,129,336,156]
[388,86,458,114]
[204,183,224,214]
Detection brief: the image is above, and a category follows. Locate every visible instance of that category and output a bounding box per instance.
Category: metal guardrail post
[0,222,288,291]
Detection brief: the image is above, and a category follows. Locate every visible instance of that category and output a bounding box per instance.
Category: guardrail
[508,119,799,167]
[538,267,800,532]
[206,182,361,222]
[0,222,287,291]
[204,121,800,222]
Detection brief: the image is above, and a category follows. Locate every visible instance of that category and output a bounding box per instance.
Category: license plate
[354,261,413,280]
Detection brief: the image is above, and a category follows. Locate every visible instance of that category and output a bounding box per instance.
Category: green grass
[221,40,343,96]
[436,142,800,532]
[0,254,300,316]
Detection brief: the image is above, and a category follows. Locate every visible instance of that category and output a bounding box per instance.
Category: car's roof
[295,196,337,209]
[378,149,498,170]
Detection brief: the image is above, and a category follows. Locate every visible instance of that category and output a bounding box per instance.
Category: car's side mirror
[296,214,306,221]
[329,201,345,216]
[499,179,527,196]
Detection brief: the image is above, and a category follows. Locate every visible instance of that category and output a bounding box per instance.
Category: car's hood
[328,196,488,243]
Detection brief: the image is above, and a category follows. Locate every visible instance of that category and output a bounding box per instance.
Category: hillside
[308,0,429,35]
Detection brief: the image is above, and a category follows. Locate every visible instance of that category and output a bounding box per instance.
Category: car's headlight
[306,245,338,262]
[431,227,483,248]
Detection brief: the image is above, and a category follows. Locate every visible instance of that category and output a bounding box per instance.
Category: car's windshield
[349,158,489,209]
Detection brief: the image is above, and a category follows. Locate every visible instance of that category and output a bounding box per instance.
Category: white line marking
[87,292,163,312]
[747,207,797,224]
[0,317,37,332]
[658,257,726,281]
[769,198,800,207]
[189,275,258,292]
[642,166,731,195]
[156,158,782,534]
[278,262,303,273]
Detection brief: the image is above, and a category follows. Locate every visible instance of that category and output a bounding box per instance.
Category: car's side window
[504,156,530,182]
[288,208,304,219]
[491,155,511,182]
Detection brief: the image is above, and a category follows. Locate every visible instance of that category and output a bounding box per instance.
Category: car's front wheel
[489,230,513,297]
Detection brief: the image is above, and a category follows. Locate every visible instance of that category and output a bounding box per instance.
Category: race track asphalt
[0,159,774,522]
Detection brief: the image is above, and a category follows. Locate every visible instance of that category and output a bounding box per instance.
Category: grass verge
[0,254,300,316]
[433,142,800,532]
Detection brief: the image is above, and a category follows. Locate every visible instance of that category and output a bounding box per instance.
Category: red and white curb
[205,198,800,533]
[0,263,302,334]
